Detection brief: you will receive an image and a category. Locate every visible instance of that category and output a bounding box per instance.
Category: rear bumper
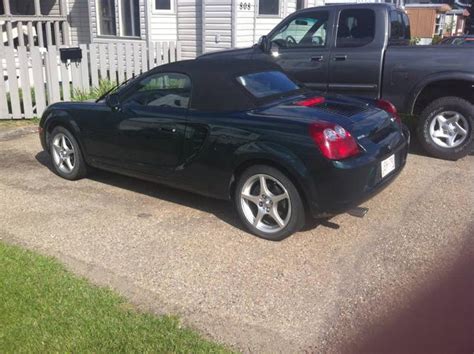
[307,125,410,218]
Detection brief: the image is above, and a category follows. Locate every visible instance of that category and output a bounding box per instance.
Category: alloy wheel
[429,111,469,148]
[240,174,291,234]
[51,133,76,174]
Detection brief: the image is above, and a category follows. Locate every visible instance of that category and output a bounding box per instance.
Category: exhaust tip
[347,207,368,218]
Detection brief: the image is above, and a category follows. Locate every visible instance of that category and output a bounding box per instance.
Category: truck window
[270,11,329,48]
[389,10,410,44]
[336,9,375,48]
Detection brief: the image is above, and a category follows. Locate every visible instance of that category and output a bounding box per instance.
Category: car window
[236,71,300,98]
[123,72,191,109]
[336,9,375,48]
[270,11,329,48]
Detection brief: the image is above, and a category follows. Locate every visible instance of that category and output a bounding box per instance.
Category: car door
[115,72,191,176]
[329,7,385,98]
[254,9,333,91]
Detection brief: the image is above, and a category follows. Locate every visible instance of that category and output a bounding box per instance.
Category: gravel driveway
[1,130,473,353]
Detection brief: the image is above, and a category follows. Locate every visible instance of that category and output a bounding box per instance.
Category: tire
[234,165,305,241]
[416,97,473,160]
[49,126,88,180]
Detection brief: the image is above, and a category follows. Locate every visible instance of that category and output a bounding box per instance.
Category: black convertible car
[39,59,409,240]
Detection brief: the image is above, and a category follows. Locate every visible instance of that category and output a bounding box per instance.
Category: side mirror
[106,93,121,111]
[258,35,271,53]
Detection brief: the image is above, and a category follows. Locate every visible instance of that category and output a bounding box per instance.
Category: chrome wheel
[429,111,469,148]
[240,174,291,234]
[51,133,76,174]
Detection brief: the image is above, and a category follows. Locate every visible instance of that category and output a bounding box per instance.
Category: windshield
[236,71,300,98]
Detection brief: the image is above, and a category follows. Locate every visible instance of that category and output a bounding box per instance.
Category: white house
[85,0,325,59]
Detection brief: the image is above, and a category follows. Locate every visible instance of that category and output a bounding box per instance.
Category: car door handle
[310,55,324,62]
[333,55,347,61]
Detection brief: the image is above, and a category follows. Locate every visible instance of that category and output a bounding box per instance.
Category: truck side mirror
[258,35,271,53]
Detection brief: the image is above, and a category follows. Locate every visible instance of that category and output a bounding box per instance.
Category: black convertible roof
[150,58,290,112]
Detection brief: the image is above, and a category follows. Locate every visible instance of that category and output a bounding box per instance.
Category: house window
[121,0,140,37]
[97,0,141,37]
[98,0,117,36]
[259,0,279,16]
[155,0,172,11]
[296,0,305,10]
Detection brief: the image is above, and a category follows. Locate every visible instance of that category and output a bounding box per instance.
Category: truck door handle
[161,127,176,133]
[310,55,324,62]
[334,55,347,61]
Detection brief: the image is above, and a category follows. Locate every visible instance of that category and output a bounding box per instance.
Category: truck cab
[252,4,409,99]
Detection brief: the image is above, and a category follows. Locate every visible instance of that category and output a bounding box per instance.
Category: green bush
[72,79,117,102]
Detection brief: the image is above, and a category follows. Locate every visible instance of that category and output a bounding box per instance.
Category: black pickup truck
[202,3,474,160]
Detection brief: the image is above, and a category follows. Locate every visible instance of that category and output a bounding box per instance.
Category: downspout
[202,0,206,54]
[231,0,236,48]
[145,0,152,45]
[253,0,257,43]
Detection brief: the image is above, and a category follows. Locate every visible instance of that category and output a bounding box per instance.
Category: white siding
[235,0,256,47]
[68,0,91,44]
[149,0,178,43]
[203,0,232,53]
[177,0,203,59]
[235,0,297,48]
[306,0,325,7]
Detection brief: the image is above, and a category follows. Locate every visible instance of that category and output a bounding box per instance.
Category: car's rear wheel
[235,165,305,241]
[417,97,473,160]
[49,126,87,180]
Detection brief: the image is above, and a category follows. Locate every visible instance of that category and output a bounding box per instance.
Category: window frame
[97,0,117,37]
[153,0,175,14]
[335,8,376,49]
[121,71,192,110]
[268,10,330,50]
[96,0,142,39]
[258,0,281,18]
[118,0,141,38]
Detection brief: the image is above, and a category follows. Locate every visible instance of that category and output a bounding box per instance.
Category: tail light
[295,96,325,107]
[309,121,360,160]
[376,99,401,126]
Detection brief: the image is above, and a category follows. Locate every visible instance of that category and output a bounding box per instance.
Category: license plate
[381,154,396,179]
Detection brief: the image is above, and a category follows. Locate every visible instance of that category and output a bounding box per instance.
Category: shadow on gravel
[35,151,321,236]
[340,246,474,354]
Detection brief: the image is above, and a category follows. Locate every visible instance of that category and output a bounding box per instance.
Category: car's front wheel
[235,165,305,241]
[417,97,473,160]
[49,126,88,180]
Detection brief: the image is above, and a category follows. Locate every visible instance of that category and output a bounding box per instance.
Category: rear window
[236,71,299,98]
[336,9,375,48]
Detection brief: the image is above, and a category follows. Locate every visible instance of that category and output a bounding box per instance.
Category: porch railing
[0,0,69,47]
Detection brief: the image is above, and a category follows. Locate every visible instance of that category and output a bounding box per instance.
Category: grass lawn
[0,242,231,353]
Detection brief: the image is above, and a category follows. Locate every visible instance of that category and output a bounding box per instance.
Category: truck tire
[417,97,473,160]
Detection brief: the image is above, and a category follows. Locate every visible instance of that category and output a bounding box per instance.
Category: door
[254,10,333,91]
[329,8,385,98]
[115,72,191,175]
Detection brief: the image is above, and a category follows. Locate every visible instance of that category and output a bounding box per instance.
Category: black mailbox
[59,47,82,63]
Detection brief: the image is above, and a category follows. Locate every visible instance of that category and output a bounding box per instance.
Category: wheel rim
[51,133,76,174]
[240,174,291,234]
[429,111,469,148]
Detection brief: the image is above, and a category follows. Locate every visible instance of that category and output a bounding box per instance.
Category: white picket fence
[0,41,182,119]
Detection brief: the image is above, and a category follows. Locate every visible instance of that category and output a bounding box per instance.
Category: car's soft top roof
[150,58,290,112]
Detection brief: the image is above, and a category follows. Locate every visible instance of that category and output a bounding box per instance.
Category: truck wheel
[417,97,473,160]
